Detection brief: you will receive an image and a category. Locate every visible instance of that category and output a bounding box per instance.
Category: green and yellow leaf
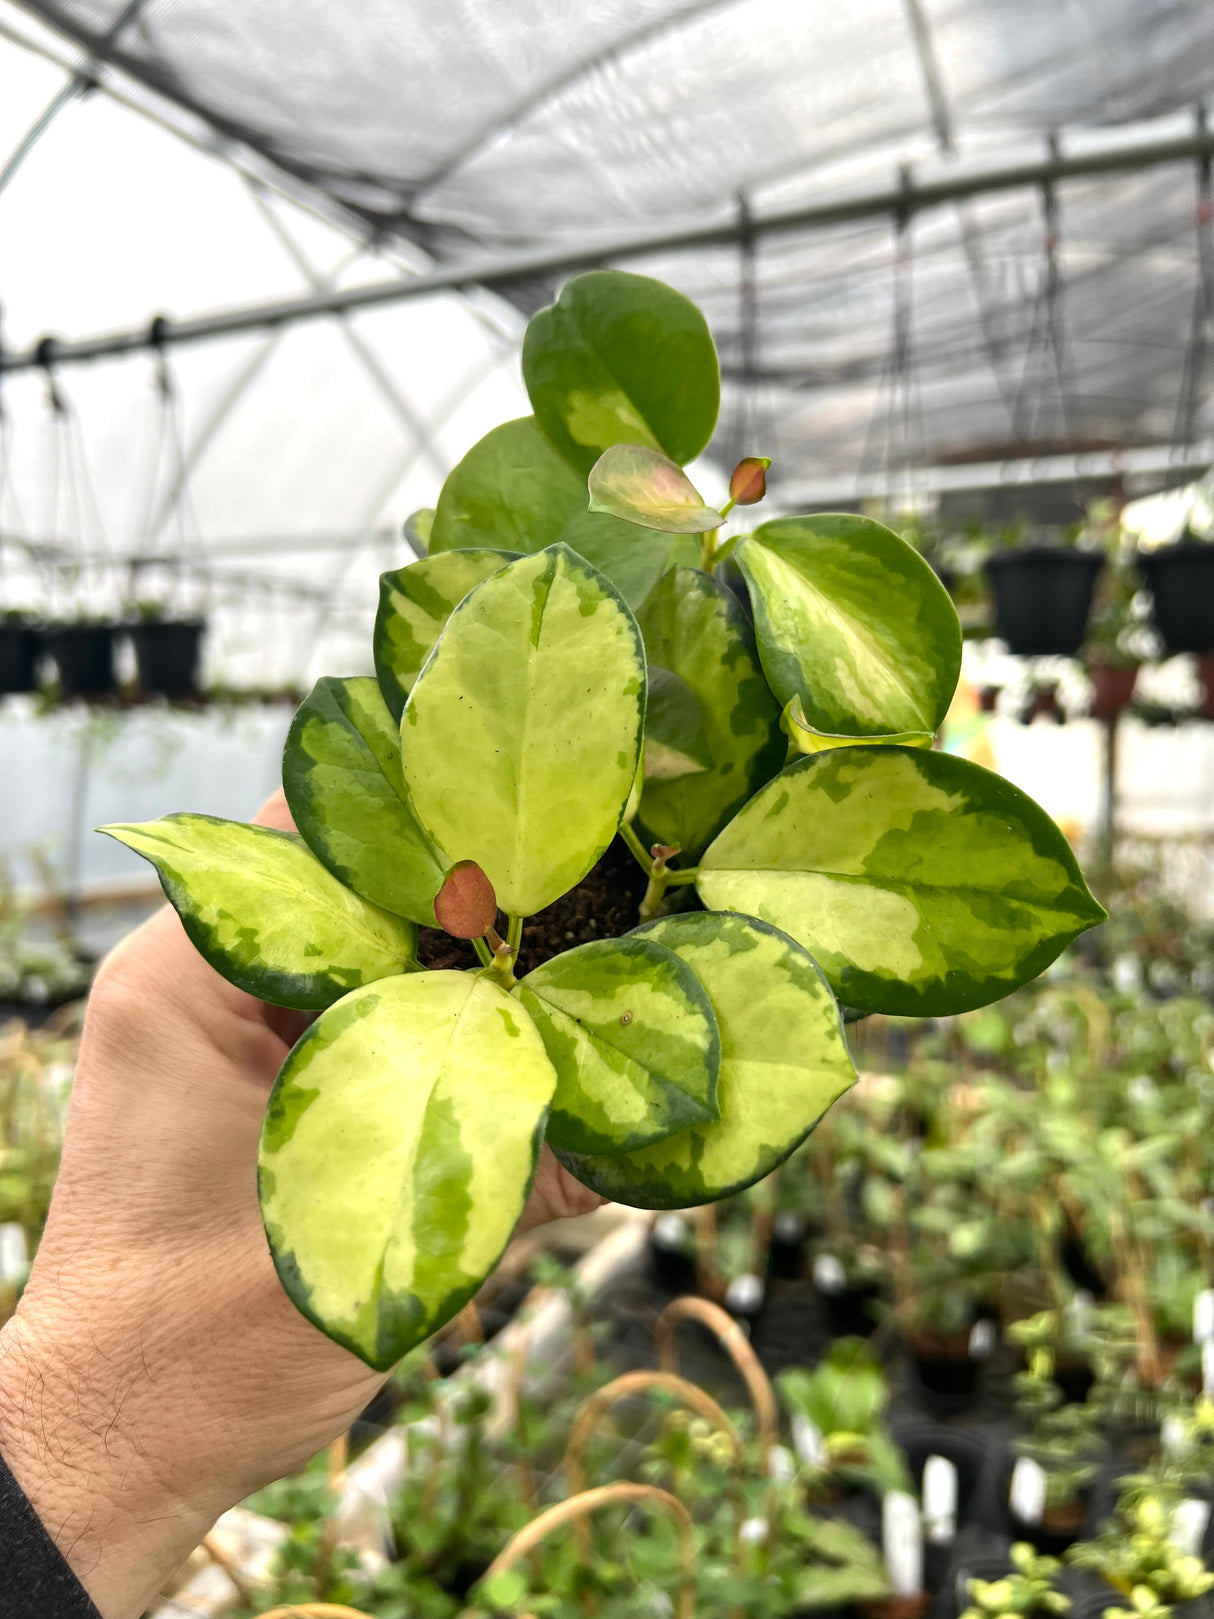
[403,545,645,917]
[735,515,962,735]
[100,813,417,1010]
[645,666,713,781]
[635,567,784,857]
[522,270,720,474]
[588,444,723,533]
[404,507,434,555]
[516,935,720,1156]
[283,677,449,926]
[259,971,556,1370]
[429,416,696,609]
[375,548,518,721]
[554,913,856,1208]
[781,695,933,757]
[698,747,1107,1017]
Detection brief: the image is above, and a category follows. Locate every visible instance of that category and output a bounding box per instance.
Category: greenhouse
[5,3,1214,1618]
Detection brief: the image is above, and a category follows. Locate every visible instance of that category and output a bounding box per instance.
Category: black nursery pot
[1140,540,1214,656]
[42,622,117,699]
[821,1280,884,1337]
[128,618,205,698]
[0,617,41,694]
[986,547,1103,656]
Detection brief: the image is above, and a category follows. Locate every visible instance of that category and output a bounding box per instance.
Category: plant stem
[507,913,524,956]
[619,819,653,874]
[638,844,695,918]
[472,936,494,968]
[664,867,700,885]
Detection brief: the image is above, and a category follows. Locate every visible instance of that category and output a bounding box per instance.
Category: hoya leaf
[429,416,696,609]
[635,567,784,858]
[516,935,720,1156]
[588,445,723,533]
[100,813,417,1010]
[697,747,1108,1017]
[434,861,497,939]
[522,269,720,474]
[646,666,713,781]
[283,676,448,926]
[404,507,434,554]
[375,548,518,722]
[259,971,556,1370]
[735,515,962,735]
[781,695,933,757]
[554,912,856,1208]
[403,545,645,917]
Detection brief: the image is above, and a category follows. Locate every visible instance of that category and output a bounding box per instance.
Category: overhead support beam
[773,440,1214,509]
[5,112,1214,374]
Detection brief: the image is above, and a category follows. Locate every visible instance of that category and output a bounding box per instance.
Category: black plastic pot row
[0,617,205,700]
[986,541,1214,658]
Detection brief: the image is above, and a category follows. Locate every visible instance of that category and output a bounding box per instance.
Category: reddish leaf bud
[434,860,498,939]
[729,456,771,506]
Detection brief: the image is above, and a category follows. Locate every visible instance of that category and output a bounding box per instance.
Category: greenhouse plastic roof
[5,0,1214,686]
[10,0,1214,487]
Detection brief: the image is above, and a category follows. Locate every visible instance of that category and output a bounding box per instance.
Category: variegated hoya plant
[102,270,1105,1372]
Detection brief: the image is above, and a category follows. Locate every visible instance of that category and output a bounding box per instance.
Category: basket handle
[655,1295,779,1451]
[477,1481,696,1619]
[253,1605,376,1618]
[563,1367,738,1495]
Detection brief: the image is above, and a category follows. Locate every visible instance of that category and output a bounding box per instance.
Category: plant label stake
[922,1455,958,1545]
[883,1490,925,1597]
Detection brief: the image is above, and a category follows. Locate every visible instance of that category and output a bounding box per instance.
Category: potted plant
[777,1337,912,1504]
[125,600,207,700]
[99,268,1106,1374]
[1068,1480,1214,1615]
[0,611,41,696]
[41,616,118,700]
[1084,550,1145,722]
[1008,1349,1102,1554]
[1139,531,1214,658]
[960,1542,1071,1619]
[986,522,1104,658]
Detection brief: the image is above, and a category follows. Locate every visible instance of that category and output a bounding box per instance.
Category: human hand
[0,790,603,1619]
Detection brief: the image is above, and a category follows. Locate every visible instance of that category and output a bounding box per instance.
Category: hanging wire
[36,343,111,617]
[860,170,926,498]
[1172,107,1214,455]
[125,316,205,614]
[1009,137,1076,448]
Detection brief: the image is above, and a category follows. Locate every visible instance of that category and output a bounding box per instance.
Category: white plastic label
[922,1454,958,1544]
[0,1223,28,1285]
[1065,1290,1093,1336]
[653,1213,689,1249]
[1204,1339,1214,1395]
[1162,1413,1187,1454]
[791,1413,824,1466]
[883,1490,924,1597]
[725,1272,765,1317]
[1194,1289,1214,1344]
[739,1515,769,1545]
[968,1319,995,1359]
[813,1253,846,1294]
[773,1210,806,1244]
[1009,1456,1046,1525]
[1172,1499,1210,1558]
[767,1444,796,1485]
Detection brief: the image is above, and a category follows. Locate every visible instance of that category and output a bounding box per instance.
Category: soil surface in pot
[417,835,653,975]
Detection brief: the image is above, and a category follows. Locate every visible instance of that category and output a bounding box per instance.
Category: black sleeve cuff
[0,1452,103,1619]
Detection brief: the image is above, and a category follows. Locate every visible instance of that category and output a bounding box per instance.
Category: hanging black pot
[42,621,117,699]
[0,616,42,694]
[1140,539,1214,656]
[128,617,206,699]
[986,547,1103,656]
